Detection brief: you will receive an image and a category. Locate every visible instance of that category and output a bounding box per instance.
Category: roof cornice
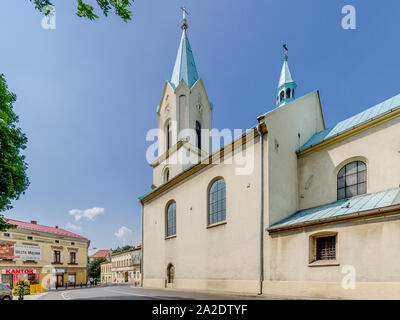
[268,205,400,234]
[297,107,400,158]
[139,124,267,204]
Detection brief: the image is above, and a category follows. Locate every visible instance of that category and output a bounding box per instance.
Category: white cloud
[69,207,105,221]
[65,223,82,232]
[114,226,133,245]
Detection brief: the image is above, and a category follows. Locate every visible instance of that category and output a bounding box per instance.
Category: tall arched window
[195,121,201,150]
[164,168,170,183]
[208,178,226,225]
[167,121,172,150]
[167,263,175,283]
[166,201,176,237]
[337,161,366,200]
[280,90,285,102]
[286,88,291,99]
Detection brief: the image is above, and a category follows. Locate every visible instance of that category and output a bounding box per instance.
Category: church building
[139,11,400,299]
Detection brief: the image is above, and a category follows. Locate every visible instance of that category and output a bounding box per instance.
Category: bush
[12,280,30,296]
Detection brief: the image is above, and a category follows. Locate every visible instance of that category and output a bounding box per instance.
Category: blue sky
[1,0,399,254]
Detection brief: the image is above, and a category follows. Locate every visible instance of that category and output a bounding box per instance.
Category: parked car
[0,283,13,300]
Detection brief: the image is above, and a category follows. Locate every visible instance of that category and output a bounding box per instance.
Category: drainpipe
[140,202,144,288]
[256,116,266,295]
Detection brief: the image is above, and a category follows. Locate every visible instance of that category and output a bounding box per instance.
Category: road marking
[102,287,176,300]
[61,292,71,300]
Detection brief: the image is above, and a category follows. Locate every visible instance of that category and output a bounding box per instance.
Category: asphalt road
[38,285,263,300]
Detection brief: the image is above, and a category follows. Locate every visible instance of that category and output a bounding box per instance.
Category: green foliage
[0,74,29,232]
[29,0,133,22]
[112,245,134,253]
[12,280,31,296]
[88,257,106,281]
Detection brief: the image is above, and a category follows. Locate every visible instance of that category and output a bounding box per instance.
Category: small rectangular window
[26,236,33,241]
[54,240,59,244]
[3,233,10,237]
[316,236,336,261]
[71,242,75,246]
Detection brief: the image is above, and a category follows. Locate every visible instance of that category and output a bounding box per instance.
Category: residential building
[89,249,112,262]
[100,261,112,284]
[139,12,400,299]
[0,219,90,289]
[107,247,141,285]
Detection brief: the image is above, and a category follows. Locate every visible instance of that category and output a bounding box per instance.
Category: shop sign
[2,269,36,274]
[52,269,65,274]
[14,244,41,261]
[0,242,41,261]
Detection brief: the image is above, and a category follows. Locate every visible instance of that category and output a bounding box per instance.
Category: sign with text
[2,269,36,274]
[14,244,41,261]
[0,242,41,261]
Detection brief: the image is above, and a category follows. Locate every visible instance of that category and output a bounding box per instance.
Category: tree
[0,74,29,232]
[29,0,133,22]
[0,2,134,231]
[112,245,134,253]
[88,257,106,281]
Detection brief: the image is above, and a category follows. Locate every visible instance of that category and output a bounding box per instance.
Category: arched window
[167,263,175,283]
[196,121,201,150]
[280,90,285,102]
[166,201,176,237]
[164,168,170,183]
[286,88,291,99]
[337,161,366,200]
[208,178,226,225]
[166,121,172,150]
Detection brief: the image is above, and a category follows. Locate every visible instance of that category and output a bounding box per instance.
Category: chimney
[30,221,37,225]
[55,226,58,229]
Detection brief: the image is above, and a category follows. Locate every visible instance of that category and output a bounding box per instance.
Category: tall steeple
[276,44,297,108]
[170,6,199,89]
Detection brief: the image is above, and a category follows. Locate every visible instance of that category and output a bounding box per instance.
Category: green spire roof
[170,30,199,89]
[276,53,297,108]
[278,55,294,88]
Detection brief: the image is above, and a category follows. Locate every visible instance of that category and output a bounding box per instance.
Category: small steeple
[276,44,297,108]
[170,6,199,89]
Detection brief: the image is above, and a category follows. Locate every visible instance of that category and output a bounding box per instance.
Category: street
[35,285,284,300]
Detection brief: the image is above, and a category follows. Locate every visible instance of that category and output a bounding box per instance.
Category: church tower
[276,45,297,108]
[152,8,213,187]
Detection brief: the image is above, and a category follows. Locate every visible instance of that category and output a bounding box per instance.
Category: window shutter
[60,250,63,263]
[52,250,55,263]
[76,252,78,264]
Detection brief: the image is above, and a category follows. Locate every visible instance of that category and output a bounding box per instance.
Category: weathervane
[180,6,189,30]
[283,44,288,56]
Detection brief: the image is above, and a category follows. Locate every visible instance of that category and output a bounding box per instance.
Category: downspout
[140,202,144,287]
[256,116,266,295]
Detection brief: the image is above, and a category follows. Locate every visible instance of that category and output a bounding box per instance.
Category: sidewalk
[135,285,326,300]
[12,292,49,300]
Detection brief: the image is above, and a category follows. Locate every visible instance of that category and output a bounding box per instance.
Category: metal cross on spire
[283,44,288,56]
[180,6,189,30]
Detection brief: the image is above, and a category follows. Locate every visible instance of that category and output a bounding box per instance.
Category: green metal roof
[278,55,294,88]
[269,188,400,231]
[170,30,199,89]
[298,93,400,153]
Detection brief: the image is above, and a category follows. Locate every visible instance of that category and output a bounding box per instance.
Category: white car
[0,283,13,300]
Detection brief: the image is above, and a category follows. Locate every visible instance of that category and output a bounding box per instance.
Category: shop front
[53,269,65,287]
[66,268,86,285]
[1,268,39,288]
